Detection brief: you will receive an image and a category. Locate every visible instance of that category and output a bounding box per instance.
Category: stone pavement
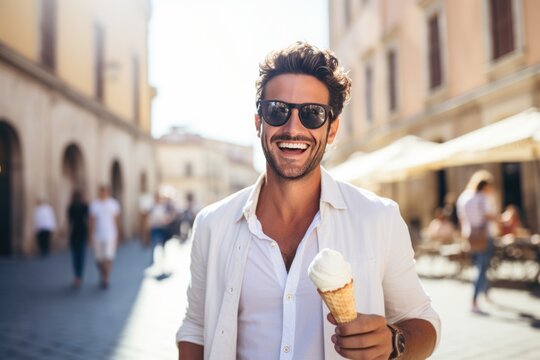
[1,239,539,359]
[0,239,190,360]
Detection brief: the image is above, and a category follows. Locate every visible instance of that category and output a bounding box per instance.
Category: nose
[282,108,305,132]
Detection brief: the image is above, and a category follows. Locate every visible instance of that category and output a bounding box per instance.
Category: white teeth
[278,142,308,150]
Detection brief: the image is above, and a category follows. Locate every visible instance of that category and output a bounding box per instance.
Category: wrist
[387,323,406,359]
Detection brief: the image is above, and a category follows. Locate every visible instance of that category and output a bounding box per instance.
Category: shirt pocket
[350,258,384,316]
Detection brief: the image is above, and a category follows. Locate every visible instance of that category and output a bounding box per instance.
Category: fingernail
[334,344,341,352]
[331,335,336,343]
[335,327,341,335]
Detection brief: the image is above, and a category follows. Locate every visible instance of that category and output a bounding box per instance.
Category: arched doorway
[111,160,123,203]
[139,171,147,193]
[62,143,86,192]
[0,121,23,256]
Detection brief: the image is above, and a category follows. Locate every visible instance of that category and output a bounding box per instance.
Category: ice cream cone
[318,279,357,324]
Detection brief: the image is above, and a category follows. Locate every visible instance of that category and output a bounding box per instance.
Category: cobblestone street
[1,239,539,359]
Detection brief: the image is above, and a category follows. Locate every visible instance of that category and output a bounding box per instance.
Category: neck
[256,166,322,221]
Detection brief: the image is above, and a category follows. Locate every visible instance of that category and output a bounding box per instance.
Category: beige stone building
[0,0,157,255]
[156,127,260,210]
[327,0,540,235]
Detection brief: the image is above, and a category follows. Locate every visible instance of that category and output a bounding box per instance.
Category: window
[132,55,140,124]
[344,0,352,27]
[490,0,514,60]
[185,163,193,177]
[365,65,373,123]
[41,0,56,70]
[428,14,443,89]
[387,49,397,112]
[94,23,105,102]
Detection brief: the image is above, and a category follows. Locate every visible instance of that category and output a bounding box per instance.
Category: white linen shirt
[177,168,441,360]
[238,211,323,360]
[90,198,120,242]
[33,204,56,231]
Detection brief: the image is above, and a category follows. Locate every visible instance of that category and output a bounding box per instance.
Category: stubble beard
[261,126,330,181]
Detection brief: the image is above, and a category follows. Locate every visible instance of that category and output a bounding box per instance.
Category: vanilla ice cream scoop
[308,248,352,292]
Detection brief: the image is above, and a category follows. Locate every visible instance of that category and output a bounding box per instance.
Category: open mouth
[277,142,309,155]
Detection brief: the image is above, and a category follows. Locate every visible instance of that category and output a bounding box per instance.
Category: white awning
[380,108,540,181]
[329,135,440,185]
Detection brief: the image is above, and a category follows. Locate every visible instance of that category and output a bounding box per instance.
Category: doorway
[502,162,524,224]
[0,121,23,256]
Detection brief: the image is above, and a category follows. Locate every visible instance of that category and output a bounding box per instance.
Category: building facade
[0,0,157,256]
[327,0,540,234]
[156,127,259,210]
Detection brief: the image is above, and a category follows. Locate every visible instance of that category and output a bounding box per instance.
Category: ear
[327,117,339,144]
[254,114,262,138]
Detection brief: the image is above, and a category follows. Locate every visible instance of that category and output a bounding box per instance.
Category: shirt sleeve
[176,213,206,346]
[383,202,441,348]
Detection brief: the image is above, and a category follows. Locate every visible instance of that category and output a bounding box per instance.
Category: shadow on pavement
[0,240,150,359]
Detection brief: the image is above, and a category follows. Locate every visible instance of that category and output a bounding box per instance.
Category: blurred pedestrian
[33,197,56,256]
[500,204,522,237]
[148,191,176,270]
[457,170,497,314]
[138,192,153,246]
[67,190,89,289]
[443,192,459,228]
[89,185,120,289]
[179,193,196,241]
[427,207,455,245]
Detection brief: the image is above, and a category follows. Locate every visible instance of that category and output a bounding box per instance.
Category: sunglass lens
[263,101,290,126]
[300,105,326,129]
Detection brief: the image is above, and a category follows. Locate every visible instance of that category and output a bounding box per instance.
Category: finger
[333,329,386,350]
[327,312,338,325]
[337,314,387,336]
[335,344,385,360]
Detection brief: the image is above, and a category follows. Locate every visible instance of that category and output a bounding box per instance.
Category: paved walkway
[1,240,539,359]
[0,239,190,359]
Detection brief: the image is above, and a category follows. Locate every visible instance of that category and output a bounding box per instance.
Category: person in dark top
[68,190,89,288]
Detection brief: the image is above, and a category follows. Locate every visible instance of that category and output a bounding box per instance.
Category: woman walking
[457,170,498,314]
[68,190,89,288]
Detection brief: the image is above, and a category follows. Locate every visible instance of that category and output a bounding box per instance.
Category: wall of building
[156,131,259,211]
[0,0,156,255]
[327,0,540,233]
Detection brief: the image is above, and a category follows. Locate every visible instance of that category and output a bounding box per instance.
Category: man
[33,197,56,256]
[177,42,440,359]
[148,191,176,270]
[89,184,120,289]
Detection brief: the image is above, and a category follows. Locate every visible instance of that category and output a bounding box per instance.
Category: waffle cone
[318,279,357,324]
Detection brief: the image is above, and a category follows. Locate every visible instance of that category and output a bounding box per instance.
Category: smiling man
[177,42,440,360]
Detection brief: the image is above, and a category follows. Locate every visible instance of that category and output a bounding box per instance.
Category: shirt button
[283,345,290,353]
[286,293,293,301]
[228,287,234,293]
[271,242,277,248]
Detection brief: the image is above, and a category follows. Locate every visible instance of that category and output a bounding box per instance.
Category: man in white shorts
[89,185,120,289]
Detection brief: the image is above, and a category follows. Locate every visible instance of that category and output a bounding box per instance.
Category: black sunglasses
[257,100,333,130]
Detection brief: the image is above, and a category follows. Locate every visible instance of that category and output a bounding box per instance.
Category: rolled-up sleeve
[176,214,207,345]
[383,202,441,348]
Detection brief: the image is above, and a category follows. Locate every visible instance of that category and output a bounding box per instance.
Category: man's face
[99,188,108,199]
[255,74,339,180]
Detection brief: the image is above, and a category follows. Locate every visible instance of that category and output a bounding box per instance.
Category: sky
[148,0,329,170]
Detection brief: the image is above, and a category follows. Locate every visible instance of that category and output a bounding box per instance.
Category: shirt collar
[320,167,348,211]
[235,167,348,222]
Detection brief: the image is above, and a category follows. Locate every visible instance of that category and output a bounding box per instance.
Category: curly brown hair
[255,42,351,123]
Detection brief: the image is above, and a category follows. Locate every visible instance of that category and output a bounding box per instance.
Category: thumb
[327,312,338,325]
